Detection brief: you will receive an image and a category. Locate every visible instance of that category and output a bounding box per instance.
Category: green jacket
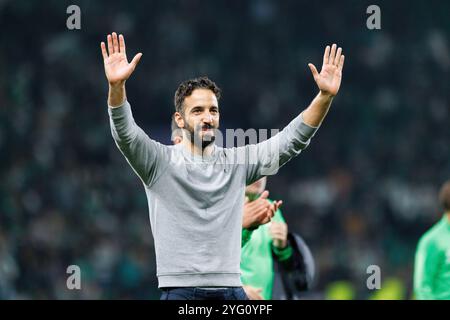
[414,215,450,299]
[240,205,293,300]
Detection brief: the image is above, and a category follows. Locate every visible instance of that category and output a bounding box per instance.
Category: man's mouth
[201,125,213,132]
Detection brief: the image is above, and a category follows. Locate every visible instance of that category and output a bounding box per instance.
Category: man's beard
[184,121,216,149]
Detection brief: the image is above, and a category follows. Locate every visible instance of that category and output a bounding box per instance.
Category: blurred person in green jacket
[240,177,293,300]
[414,180,450,300]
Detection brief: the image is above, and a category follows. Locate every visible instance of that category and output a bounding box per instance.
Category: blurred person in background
[241,177,287,300]
[413,180,450,300]
[241,177,315,300]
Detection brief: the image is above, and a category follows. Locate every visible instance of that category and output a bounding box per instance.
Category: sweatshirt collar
[178,143,217,163]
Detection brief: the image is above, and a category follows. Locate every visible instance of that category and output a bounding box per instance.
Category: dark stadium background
[0,0,449,299]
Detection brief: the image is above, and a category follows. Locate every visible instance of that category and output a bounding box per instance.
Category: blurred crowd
[0,0,449,299]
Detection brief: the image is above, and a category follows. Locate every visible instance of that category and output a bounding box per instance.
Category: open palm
[100,32,142,85]
[308,44,345,97]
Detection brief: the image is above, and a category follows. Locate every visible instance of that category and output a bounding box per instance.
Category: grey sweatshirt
[108,100,319,288]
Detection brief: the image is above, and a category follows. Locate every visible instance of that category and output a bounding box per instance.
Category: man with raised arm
[101,32,345,300]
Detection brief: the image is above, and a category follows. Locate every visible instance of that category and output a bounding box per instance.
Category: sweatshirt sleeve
[272,244,293,262]
[244,112,319,185]
[241,228,253,247]
[108,100,167,186]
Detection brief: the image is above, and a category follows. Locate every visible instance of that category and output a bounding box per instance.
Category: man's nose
[202,113,213,123]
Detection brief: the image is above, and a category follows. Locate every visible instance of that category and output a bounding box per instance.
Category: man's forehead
[185,89,218,106]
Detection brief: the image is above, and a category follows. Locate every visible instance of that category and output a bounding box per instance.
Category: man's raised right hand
[100,32,142,86]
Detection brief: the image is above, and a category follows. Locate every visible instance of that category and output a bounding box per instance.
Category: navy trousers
[160,287,249,300]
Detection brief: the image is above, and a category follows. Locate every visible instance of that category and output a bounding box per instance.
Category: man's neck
[181,139,214,157]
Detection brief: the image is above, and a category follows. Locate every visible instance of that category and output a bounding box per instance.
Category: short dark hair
[439,181,450,211]
[174,76,221,114]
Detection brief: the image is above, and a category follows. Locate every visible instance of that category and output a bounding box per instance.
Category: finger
[112,32,119,53]
[264,199,273,207]
[270,224,282,233]
[246,197,258,207]
[100,42,108,60]
[256,206,271,218]
[271,235,283,241]
[329,43,337,64]
[262,213,273,224]
[308,63,319,81]
[272,202,278,212]
[107,34,113,54]
[274,200,283,210]
[261,217,271,225]
[323,45,330,65]
[259,190,269,199]
[252,207,269,221]
[272,202,279,212]
[250,198,270,211]
[270,232,283,241]
[269,204,277,212]
[267,207,275,219]
[254,197,270,205]
[271,231,286,239]
[269,226,281,234]
[130,53,143,69]
[271,202,277,212]
[250,197,267,207]
[119,34,126,56]
[270,221,281,227]
[256,201,271,212]
[249,198,269,211]
[254,209,267,220]
[273,226,287,236]
[338,55,345,71]
[271,228,285,236]
[334,47,342,66]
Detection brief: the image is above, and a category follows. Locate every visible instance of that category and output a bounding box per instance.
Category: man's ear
[174,112,185,128]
